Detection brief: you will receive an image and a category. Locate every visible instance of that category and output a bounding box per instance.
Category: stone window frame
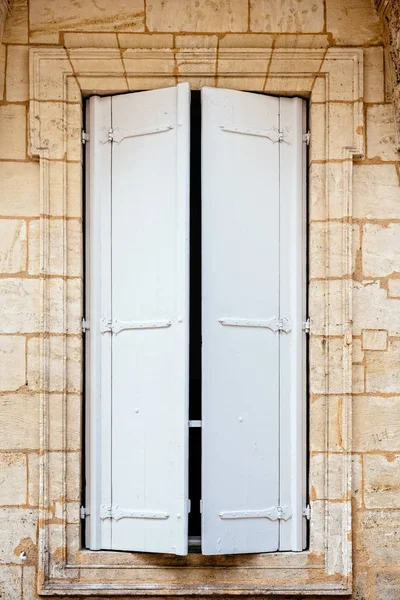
[29,45,363,596]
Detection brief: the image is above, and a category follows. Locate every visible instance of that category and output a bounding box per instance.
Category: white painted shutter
[85,84,190,555]
[201,87,306,555]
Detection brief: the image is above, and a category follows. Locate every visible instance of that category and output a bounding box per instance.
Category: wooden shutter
[201,87,306,555]
[85,84,190,555]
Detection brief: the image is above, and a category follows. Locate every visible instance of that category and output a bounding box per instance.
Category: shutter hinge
[303,318,310,334]
[188,499,191,514]
[80,506,90,519]
[81,130,89,144]
[108,128,114,142]
[188,420,202,428]
[303,505,311,520]
[99,504,169,521]
[82,318,90,333]
[200,500,203,514]
[303,131,310,145]
[220,505,292,521]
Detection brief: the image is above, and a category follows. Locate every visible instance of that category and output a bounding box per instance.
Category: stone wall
[0,1,399,599]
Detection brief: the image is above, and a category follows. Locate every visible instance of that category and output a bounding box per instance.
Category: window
[84,83,307,556]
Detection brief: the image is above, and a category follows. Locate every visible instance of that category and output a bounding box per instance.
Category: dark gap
[81,101,87,549]
[188,90,202,540]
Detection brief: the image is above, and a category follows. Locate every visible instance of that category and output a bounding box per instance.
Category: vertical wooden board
[110,84,190,555]
[85,96,112,550]
[201,87,280,555]
[279,97,307,551]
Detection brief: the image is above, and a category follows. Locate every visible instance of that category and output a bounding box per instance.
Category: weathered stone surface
[353,281,400,336]
[362,329,388,351]
[355,509,400,567]
[364,454,400,508]
[5,45,28,101]
[363,223,400,277]
[27,335,81,393]
[364,46,385,103]
[0,43,5,101]
[28,219,82,277]
[0,220,26,274]
[0,395,39,450]
[367,104,399,161]
[0,336,25,392]
[0,453,27,506]
[0,279,39,333]
[250,0,324,33]
[388,277,400,298]
[0,105,26,160]
[353,165,400,219]
[0,162,40,217]
[63,32,119,48]
[326,0,383,45]
[366,339,400,393]
[3,0,28,44]
[0,508,37,563]
[147,0,248,32]
[353,395,400,452]
[30,0,145,34]
[375,571,400,600]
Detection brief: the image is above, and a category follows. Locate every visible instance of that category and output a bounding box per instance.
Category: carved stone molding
[29,45,363,596]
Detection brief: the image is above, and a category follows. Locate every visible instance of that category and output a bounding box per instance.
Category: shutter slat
[278,97,307,551]
[201,88,281,555]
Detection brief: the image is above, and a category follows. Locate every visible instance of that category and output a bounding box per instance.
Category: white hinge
[189,420,202,428]
[188,499,191,514]
[99,504,169,521]
[219,316,291,334]
[303,318,310,334]
[81,130,89,144]
[303,505,311,520]
[303,131,310,145]
[100,318,172,335]
[220,505,292,522]
[200,500,203,514]
[80,506,89,519]
[82,318,89,333]
[220,124,289,144]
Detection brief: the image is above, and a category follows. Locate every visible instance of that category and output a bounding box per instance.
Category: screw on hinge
[108,128,114,142]
[303,318,310,334]
[82,318,89,333]
[81,130,89,144]
[80,506,90,519]
[303,505,311,520]
[303,131,310,145]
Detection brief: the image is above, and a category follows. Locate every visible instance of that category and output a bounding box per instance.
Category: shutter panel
[201,88,280,555]
[278,98,307,551]
[85,84,190,555]
[201,88,306,555]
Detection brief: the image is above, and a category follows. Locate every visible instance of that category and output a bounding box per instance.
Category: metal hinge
[82,318,89,333]
[219,505,292,522]
[188,499,191,514]
[189,420,202,428]
[219,316,291,334]
[99,504,169,521]
[303,505,311,520]
[303,131,310,145]
[81,130,89,144]
[303,318,310,334]
[80,506,90,519]
[200,500,203,514]
[100,318,172,335]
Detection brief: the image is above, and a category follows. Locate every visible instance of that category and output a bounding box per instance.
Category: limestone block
[274,34,329,48]
[367,104,399,161]
[310,337,349,395]
[0,279,39,333]
[47,452,80,505]
[122,48,175,75]
[326,0,382,45]
[146,0,248,32]
[353,363,365,393]
[30,0,144,35]
[6,45,29,102]
[30,53,73,101]
[0,105,26,160]
[27,335,82,393]
[175,35,218,48]
[375,572,400,600]
[3,0,28,44]
[353,165,400,219]
[353,338,364,363]
[310,452,344,500]
[250,0,324,33]
[364,454,400,509]
[48,395,81,451]
[364,47,385,103]
[63,32,119,48]
[35,102,81,161]
[0,453,27,506]
[0,220,27,274]
[0,162,40,217]
[309,162,349,221]
[219,33,274,47]
[310,395,346,452]
[365,339,400,393]
[0,336,25,392]
[362,329,388,351]
[0,395,39,450]
[355,509,400,566]
[353,281,400,336]
[310,223,359,278]
[22,565,37,600]
[353,396,400,452]
[28,219,82,277]
[352,455,363,507]
[118,33,173,48]
[363,223,400,277]
[388,278,400,298]
[0,508,37,563]
[0,43,5,101]
[0,566,23,599]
